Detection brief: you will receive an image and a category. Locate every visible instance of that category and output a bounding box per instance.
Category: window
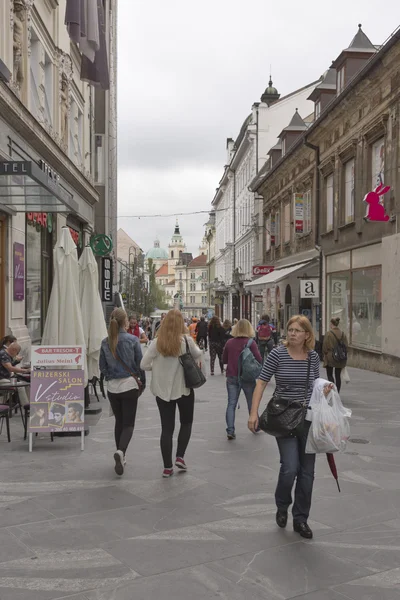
[284,203,291,243]
[76,107,83,165]
[190,295,195,304]
[202,296,207,304]
[315,100,321,118]
[179,272,182,279]
[171,251,174,258]
[282,137,286,156]
[190,283,195,291]
[29,34,41,121]
[303,190,312,234]
[190,272,196,279]
[371,137,385,187]
[275,211,281,247]
[344,159,355,223]
[94,134,105,184]
[265,214,271,251]
[202,271,207,280]
[337,66,345,94]
[43,52,53,125]
[325,174,334,231]
[327,271,350,341]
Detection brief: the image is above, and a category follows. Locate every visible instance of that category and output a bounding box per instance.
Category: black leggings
[209,341,224,374]
[156,390,195,468]
[108,388,139,454]
[326,367,342,393]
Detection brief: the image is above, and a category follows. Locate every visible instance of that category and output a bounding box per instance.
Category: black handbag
[259,354,311,437]
[179,337,206,389]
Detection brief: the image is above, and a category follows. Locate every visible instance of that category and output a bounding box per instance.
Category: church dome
[145,239,168,260]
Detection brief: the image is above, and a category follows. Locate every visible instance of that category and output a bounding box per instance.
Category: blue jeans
[275,422,316,523]
[226,376,256,435]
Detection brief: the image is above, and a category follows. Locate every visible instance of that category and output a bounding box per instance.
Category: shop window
[371,137,385,187]
[344,159,355,223]
[351,267,382,351]
[325,174,334,231]
[326,272,350,341]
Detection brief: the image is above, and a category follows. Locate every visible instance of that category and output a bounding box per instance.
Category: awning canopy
[246,261,312,289]
[0,161,78,213]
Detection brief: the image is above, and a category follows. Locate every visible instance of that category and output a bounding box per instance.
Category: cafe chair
[89,377,100,402]
[0,405,11,442]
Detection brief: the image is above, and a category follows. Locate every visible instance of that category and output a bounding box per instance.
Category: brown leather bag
[114,351,144,396]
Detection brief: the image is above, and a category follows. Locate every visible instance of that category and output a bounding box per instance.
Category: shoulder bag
[179,337,206,389]
[259,354,311,437]
[114,351,144,397]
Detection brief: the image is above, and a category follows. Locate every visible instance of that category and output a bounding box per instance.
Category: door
[0,217,4,338]
[232,293,240,321]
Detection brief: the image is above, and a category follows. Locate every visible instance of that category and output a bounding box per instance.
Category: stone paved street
[0,366,399,600]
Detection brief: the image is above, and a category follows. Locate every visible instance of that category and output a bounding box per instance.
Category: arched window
[171,251,174,258]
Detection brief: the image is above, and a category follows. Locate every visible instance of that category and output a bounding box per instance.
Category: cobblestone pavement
[0,365,399,600]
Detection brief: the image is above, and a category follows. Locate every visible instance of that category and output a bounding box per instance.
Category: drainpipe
[231,167,236,320]
[255,103,259,174]
[304,140,322,342]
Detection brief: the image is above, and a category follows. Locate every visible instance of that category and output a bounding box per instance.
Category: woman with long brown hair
[100,308,145,476]
[141,310,202,477]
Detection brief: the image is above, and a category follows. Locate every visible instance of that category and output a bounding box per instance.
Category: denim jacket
[99,330,146,385]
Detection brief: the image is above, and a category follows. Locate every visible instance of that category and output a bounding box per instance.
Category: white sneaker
[114,450,124,476]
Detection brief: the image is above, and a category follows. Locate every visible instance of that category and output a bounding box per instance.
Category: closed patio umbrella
[79,246,107,381]
[42,227,87,385]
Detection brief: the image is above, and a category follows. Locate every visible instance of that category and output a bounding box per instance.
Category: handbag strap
[114,350,142,388]
[303,353,311,403]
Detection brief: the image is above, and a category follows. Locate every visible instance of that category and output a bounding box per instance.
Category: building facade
[212,76,319,324]
[249,25,400,375]
[0,0,115,352]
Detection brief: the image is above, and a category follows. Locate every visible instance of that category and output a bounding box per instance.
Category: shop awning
[246,261,312,289]
[0,161,78,213]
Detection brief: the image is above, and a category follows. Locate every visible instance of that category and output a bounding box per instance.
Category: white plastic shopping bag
[306,387,351,454]
[342,367,350,384]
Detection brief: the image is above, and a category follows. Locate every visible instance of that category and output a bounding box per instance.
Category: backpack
[238,339,262,383]
[331,331,347,363]
[257,323,272,339]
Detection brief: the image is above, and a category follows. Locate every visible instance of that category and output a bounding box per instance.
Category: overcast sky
[117,0,394,257]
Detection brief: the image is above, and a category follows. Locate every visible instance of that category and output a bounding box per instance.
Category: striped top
[259,346,320,406]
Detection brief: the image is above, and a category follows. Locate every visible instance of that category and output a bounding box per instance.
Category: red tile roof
[188,255,207,267]
[155,263,168,276]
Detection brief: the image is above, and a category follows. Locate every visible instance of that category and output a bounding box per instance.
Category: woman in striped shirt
[248,315,332,540]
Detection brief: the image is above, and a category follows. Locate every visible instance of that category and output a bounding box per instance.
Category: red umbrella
[326,453,341,492]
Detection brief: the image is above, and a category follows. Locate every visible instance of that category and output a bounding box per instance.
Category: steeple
[174,219,180,235]
[261,75,280,106]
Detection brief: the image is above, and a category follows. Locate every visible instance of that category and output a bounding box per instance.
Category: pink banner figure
[364,184,391,222]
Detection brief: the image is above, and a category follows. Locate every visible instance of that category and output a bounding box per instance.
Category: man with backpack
[256,314,274,361]
[222,319,262,440]
[322,317,348,392]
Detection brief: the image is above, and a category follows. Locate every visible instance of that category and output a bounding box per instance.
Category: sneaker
[227,433,236,440]
[114,450,124,476]
[162,468,174,478]
[175,457,187,471]
[123,456,127,466]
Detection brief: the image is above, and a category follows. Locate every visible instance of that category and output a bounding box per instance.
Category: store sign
[91,234,113,256]
[29,369,84,434]
[300,279,319,299]
[363,184,391,222]
[294,193,304,233]
[13,242,25,301]
[254,295,263,302]
[39,160,60,185]
[31,346,84,368]
[101,256,113,302]
[27,212,53,233]
[252,265,275,277]
[331,278,346,298]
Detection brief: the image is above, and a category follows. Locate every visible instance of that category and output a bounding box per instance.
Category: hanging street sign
[300,279,319,299]
[90,234,113,256]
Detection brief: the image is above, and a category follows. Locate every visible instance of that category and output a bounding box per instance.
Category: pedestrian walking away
[248,315,332,540]
[222,320,233,344]
[256,314,274,361]
[100,308,145,476]
[322,317,348,393]
[141,309,203,477]
[208,316,225,375]
[195,316,208,351]
[222,319,262,440]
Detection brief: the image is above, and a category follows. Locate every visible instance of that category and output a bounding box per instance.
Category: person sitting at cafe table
[0,336,22,365]
[0,342,30,406]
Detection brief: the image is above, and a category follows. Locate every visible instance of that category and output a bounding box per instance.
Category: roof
[332,24,376,68]
[278,109,308,139]
[146,246,168,260]
[155,264,168,276]
[188,254,208,268]
[307,68,337,101]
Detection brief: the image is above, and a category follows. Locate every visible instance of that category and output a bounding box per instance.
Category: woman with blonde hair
[222,319,262,440]
[100,308,145,476]
[249,315,331,540]
[141,310,202,477]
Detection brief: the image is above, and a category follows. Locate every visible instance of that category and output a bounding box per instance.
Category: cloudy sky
[117,0,394,257]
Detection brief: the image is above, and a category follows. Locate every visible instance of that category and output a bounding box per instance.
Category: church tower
[167,220,186,280]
